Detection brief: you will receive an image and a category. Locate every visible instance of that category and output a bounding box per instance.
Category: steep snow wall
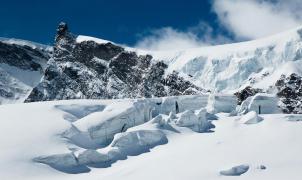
[145,27,302,93]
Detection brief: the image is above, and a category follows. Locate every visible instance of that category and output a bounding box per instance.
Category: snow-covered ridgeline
[76,26,302,93]
[0,39,50,104]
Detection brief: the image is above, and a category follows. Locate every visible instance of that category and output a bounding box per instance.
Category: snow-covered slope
[76,25,302,94]
[0,39,50,104]
[146,27,302,93]
[0,97,301,180]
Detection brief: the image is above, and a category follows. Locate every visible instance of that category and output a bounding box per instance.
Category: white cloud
[135,27,204,51]
[135,0,302,51]
[212,0,302,39]
[135,22,231,51]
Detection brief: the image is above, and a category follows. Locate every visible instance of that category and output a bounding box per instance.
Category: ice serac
[237,93,281,115]
[0,38,50,104]
[25,22,205,102]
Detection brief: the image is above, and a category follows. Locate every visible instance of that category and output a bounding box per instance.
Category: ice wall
[237,93,281,114]
[207,94,237,113]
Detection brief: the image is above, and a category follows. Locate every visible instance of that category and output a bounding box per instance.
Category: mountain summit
[25,22,204,102]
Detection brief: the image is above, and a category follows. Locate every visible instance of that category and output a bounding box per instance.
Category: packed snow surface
[0,97,302,180]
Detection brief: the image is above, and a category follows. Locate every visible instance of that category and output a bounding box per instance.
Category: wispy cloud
[135,0,302,51]
[213,0,302,40]
[135,22,231,51]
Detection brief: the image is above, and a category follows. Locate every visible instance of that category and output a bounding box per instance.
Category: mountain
[25,22,204,102]
[0,38,51,104]
[1,22,302,110]
[2,23,302,180]
[148,27,302,93]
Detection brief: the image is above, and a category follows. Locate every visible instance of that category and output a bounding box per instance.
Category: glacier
[0,97,301,180]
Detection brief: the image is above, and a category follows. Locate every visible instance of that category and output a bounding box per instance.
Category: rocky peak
[25,23,206,102]
[56,22,68,36]
[54,22,75,50]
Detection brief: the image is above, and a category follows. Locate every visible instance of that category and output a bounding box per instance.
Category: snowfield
[0,97,302,180]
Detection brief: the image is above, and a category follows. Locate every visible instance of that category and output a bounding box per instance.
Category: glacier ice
[237,93,281,115]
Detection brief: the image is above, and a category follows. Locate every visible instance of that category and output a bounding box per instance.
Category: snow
[76,35,110,44]
[0,63,43,87]
[146,26,302,93]
[76,26,302,93]
[239,111,263,125]
[0,97,302,180]
[0,64,44,104]
[2,25,302,179]
[0,38,49,104]
[0,37,51,51]
[237,93,282,115]
[175,108,213,132]
[206,94,237,113]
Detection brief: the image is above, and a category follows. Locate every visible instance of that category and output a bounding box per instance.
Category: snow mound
[240,111,264,125]
[175,108,214,132]
[219,164,250,176]
[111,130,168,155]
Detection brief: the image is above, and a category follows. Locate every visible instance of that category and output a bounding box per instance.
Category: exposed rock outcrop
[25,22,205,102]
[276,73,302,114]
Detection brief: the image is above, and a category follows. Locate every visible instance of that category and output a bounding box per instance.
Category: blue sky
[0,0,219,45]
[1,0,302,50]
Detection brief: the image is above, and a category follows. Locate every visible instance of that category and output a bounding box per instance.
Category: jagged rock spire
[57,22,68,36]
[54,22,75,46]
[53,22,76,57]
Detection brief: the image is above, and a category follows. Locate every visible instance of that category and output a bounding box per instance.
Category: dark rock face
[234,86,263,105]
[0,41,48,71]
[25,23,205,102]
[276,73,302,114]
[0,40,50,103]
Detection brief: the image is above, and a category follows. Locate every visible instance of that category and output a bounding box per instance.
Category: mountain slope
[0,39,51,104]
[25,23,204,102]
[2,23,302,105]
[147,27,302,93]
